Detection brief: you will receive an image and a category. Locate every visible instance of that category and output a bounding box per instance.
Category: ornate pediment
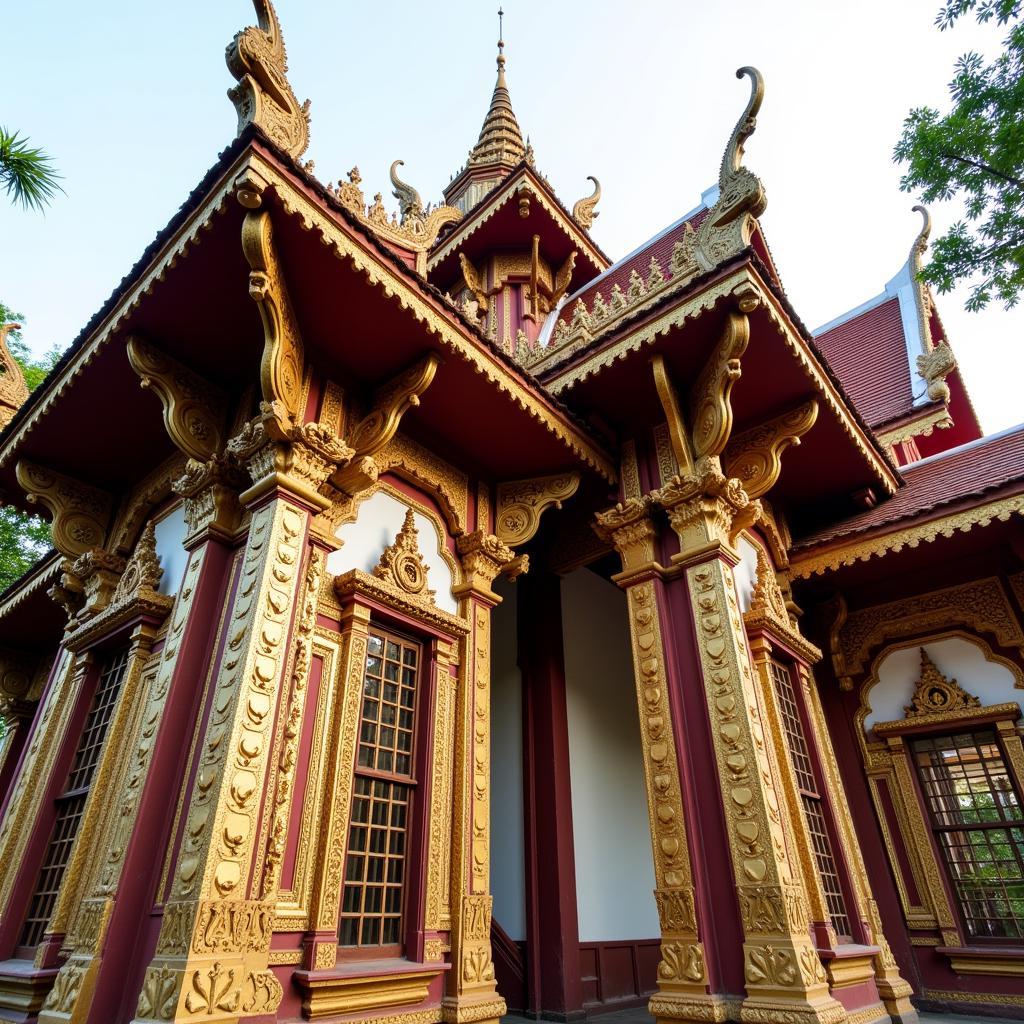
[905,648,980,719]
[373,508,435,605]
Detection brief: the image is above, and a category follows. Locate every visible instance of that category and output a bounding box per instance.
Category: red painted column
[89,524,238,1024]
[518,569,584,1021]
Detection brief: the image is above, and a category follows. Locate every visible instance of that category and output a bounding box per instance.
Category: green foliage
[894,0,1024,310]
[0,127,63,212]
[0,301,60,593]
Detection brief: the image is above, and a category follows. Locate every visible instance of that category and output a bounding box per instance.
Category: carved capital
[456,531,526,595]
[652,470,755,560]
[494,472,580,547]
[723,399,819,499]
[126,335,226,462]
[593,498,657,576]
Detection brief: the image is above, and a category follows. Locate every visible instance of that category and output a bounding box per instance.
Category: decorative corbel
[226,0,311,159]
[494,473,580,547]
[0,323,30,430]
[572,176,601,230]
[689,294,757,464]
[15,460,112,559]
[651,355,696,477]
[549,250,577,308]
[723,398,819,499]
[126,335,227,463]
[242,208,306,436]
[332,354,439,495]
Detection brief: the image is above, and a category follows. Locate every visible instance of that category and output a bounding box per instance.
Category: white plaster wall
[561,567,659,942]
[327,490,457,613]
[153,504,189,598]
[490,576,526,941]
[864,635,1023,731]
[734,535,760,614]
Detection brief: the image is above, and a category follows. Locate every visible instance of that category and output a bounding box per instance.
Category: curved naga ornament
[390,160,425,224]
[670,67,767,280]
[907,204,958,403]
[226,0,311,159]
[572,176,602,230]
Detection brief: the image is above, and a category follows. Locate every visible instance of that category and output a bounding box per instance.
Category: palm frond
[0,127,63,211]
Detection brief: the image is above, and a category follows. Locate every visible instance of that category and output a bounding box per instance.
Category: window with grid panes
[767,658,853,939]
[339,629,421,950]
[912,729,1024,940]
[18,647,131,949]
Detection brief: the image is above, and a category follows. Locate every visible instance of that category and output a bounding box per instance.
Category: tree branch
[938,150,1024,188]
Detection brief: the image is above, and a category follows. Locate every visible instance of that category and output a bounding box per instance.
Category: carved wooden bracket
[332,355,439,495]
[15,460,113,559]
[723,398,819,499]
[126,335,227,463]
[651,355,695,477]
[689,300,755,463]
[495,473,580,547]
[242,208,306,434]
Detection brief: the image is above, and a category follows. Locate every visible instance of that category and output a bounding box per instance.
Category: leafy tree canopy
[0,301,59,592]
[894,0,1024,310]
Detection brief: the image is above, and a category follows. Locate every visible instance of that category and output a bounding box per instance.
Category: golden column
[130,430,334,1024]
[444,531,523,1024]
[651,469,844,1024]
[595,496,730,1024]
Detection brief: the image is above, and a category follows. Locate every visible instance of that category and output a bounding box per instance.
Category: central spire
[444,10,527,213]
[467,9,525,169]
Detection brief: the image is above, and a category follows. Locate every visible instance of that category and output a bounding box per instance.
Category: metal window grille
[19,647,131,948]
[339,630,420,949]
[912,730,1024,940]
[768,658,852,938]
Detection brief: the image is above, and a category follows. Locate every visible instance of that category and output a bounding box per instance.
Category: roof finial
[497,8,506,78]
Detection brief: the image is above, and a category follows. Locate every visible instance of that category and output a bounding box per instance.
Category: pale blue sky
[2,1,1021,433]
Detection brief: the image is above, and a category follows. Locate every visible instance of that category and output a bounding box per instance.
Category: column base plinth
[648,991,735,1022]
[738,994,847,1024]
[441,993,507,1024]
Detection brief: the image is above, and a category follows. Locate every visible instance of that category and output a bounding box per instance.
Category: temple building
[1,4,1024,1023]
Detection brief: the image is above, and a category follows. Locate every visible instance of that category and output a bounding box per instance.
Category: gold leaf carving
[494,473,580,547]
[723,399,819,499]
[571,176,601,230]
[126,335,226,463]
[16,459,112,559]
[226,0,310,159]
[241,208,306,431]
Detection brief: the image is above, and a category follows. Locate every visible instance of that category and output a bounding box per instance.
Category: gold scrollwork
[15,460,113,559]
[494,473,580,547]
[723,399,819,499]
[126,335,226,463]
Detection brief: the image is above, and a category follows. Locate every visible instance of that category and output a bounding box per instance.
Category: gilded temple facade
[0,4,1023,1024]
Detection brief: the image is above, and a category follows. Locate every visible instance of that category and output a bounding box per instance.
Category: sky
[2,0,1021,434]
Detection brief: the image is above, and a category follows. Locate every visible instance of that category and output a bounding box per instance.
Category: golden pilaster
[131,441,321,1024]
[654,475,845,1024]
[594,500,729,1024]
[443,531,521,1024]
